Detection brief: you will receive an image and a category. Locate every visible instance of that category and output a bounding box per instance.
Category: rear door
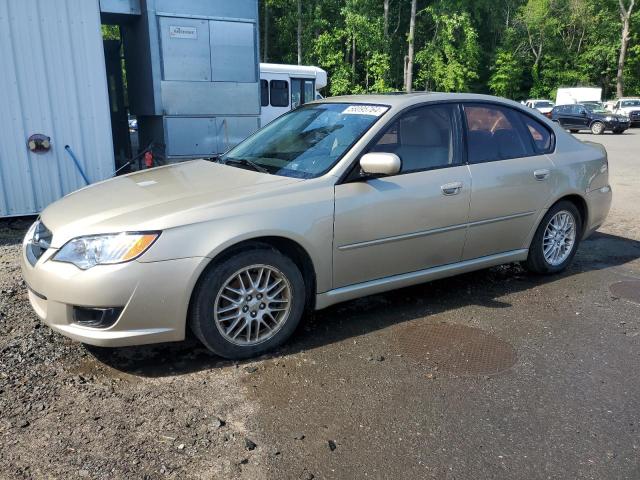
[462,103,555,260]
[554,105,572,128]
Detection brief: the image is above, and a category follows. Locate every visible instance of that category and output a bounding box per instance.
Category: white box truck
[555,87,602,105]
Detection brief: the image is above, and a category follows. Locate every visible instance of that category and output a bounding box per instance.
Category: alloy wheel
[214,264,292,346]
[542,210,576,266]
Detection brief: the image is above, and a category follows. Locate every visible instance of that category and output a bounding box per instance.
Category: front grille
[26,220,52,266]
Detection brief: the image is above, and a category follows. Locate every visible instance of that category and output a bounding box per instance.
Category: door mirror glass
[360,152,401,176]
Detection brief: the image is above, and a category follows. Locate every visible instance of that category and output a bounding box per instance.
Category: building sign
[169,26,197,39]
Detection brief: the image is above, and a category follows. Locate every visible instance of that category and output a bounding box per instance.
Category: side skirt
[315,249,529,310]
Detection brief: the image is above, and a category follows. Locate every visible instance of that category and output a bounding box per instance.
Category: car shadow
[85,230,640,378]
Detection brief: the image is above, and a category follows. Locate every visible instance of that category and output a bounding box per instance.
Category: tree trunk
[384,0,389,38]
[617,0,636,98]
[263,3,269,62]
[352,36,356,77]
[405,0,417,92]
[297,0,303,65]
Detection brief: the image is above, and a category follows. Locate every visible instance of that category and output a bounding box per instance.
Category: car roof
[315,92,530,111]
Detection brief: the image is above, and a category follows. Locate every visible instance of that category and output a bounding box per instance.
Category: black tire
[590,121,605,135]
[569,129,579,133]
[612,128,625,134]
[524,201,583,275]
[189,247,306,359]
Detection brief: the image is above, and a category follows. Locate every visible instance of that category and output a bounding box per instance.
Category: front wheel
[189,248,306,359]
[524,201,582,274]
[590,121,605,135]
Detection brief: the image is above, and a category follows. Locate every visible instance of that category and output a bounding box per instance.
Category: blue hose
[64,145,90,185]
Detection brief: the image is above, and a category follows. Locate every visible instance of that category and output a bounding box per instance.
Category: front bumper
[603,119,630,130]
[584,185,612,239]
[21,245,206,347]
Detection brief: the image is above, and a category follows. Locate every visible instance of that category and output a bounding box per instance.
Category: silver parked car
[21,94,612,359]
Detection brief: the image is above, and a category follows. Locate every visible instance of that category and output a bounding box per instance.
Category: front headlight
[53,232,160,269]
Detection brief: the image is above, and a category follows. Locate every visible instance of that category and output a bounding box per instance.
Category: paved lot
[1,130,640,479]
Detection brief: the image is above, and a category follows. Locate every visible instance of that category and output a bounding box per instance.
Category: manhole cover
[395,323,517,376]
[610,280,640,304]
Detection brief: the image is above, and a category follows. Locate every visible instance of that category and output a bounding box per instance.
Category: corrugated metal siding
[0,0,115,217]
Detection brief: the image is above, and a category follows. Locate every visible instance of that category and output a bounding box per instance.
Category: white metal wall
[0,0,115,217]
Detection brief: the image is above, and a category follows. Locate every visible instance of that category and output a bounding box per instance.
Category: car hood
[41,160,303,247]
[593,112,628,120]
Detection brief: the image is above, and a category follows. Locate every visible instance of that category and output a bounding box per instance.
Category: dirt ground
[1,131,639,479]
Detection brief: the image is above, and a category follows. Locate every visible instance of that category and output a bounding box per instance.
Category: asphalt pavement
[1,129,639,480]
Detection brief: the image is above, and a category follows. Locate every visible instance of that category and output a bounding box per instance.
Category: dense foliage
[259,0,639,100]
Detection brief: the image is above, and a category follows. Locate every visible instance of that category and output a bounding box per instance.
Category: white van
[259,63,328,126]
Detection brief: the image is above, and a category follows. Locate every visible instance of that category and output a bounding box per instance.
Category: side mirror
[359,152,401,177]
[580,109,587,116]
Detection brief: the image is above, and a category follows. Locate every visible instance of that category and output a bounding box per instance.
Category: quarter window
[269,80,289,107]
[521,115,553,153]
[464,104,531,163]
[371,104,458,173]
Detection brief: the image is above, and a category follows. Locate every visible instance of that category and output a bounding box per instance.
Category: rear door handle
[534,169,550,181]
[441,181,463,195]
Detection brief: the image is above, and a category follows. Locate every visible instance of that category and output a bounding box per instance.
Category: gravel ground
[1,131,640,479]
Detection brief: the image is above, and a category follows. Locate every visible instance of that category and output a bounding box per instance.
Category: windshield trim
[221,102,392,179]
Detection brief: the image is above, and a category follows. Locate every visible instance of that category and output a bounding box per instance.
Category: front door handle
[534,169,550,181]
[441,181,463,196]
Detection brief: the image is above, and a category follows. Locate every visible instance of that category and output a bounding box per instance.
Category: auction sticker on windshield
[342,105,388,116]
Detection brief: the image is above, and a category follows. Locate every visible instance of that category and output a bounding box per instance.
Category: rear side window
[520,114,554,153]
[260,80,269,107]
[464,104,533,163]
[270,80,289,107]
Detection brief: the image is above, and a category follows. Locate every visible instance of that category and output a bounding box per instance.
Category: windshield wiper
[222,157,269,174]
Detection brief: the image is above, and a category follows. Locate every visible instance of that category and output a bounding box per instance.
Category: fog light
[73,306,123,328]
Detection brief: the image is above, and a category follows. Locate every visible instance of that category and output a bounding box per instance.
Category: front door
[333,103,471,288]
[461,103,555,260]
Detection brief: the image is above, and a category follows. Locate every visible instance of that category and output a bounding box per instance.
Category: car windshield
[583,104,607,113]
[621,100,640,107]
[534,101,553,108]
[221,103,388,178]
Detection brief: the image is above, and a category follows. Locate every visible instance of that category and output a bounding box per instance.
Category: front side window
[222,103,388,178]
[270,80,289,107]
[370,104,458,173]
[569,105,585,115]
[464,104,532,162]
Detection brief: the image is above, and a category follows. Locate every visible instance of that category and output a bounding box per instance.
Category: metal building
[113,0,261,161]
[0,0,115,217]
[0,0,261,217]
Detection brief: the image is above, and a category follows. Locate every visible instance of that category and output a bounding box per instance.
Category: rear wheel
[569,129,579,133]
[590,121,605,135]
[612,128,625,134]
[524,201,582,274]
[190,248,305,359]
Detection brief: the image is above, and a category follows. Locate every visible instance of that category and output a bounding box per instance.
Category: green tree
[414,8,480,92]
